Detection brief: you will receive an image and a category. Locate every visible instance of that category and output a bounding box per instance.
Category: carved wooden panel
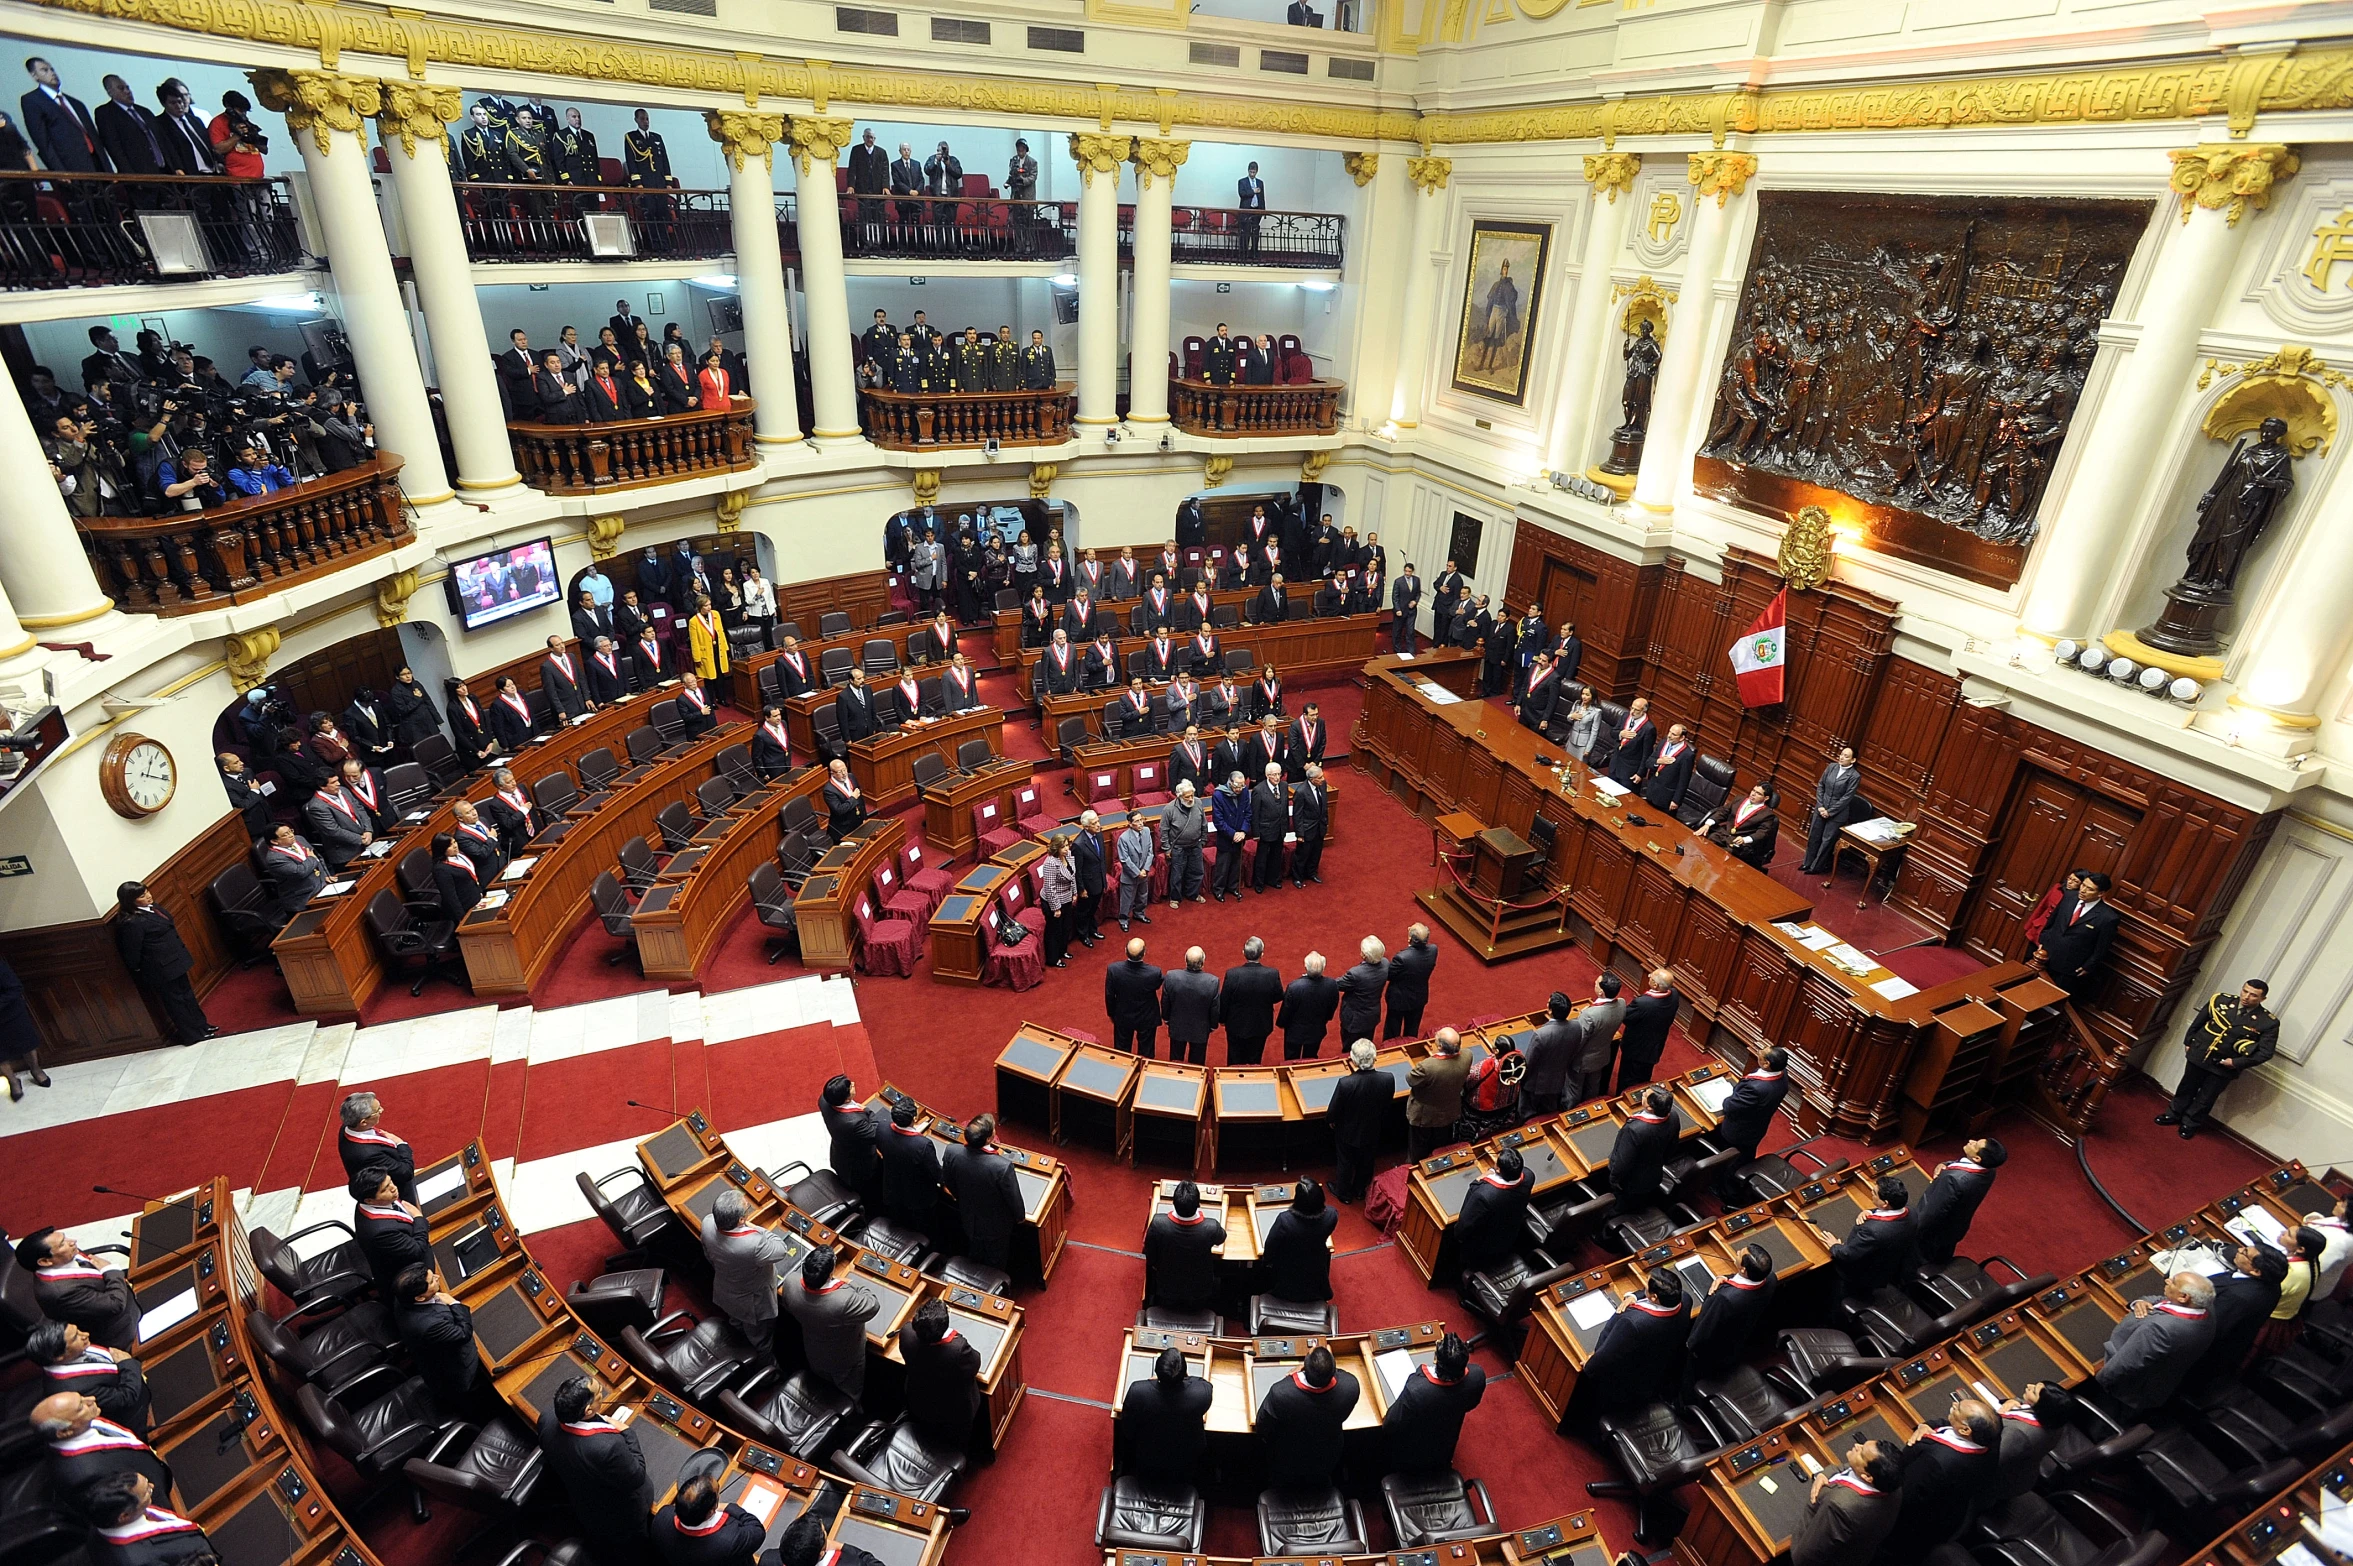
[272,627,407,729]
[1717,929,1798,1053]
[1859,656,1959,817]
[1506,519,1661,701]
[1620,859,1685,969]
[1678,897,1741,1011]
[1573,831,1634,933]
[1460,747,1504,826]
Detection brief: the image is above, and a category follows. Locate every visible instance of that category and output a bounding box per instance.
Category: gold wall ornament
[1129,136,1191,191]
[372,79,460,159]
[2196,344,2347,456]
[223,626,282,693]
[1028,463,1059,500]
[1341,151,1378,188]
[1613,274,1673,345]
[1687,151,1758,207]
[1300,450,1331,483]
[1777,505,1835,592]
[372,568,420,629]
[714,490,748,532]
[1644,190,1681,244]
[2167,144,2299,227]
[586,514,626,560]
[1202,455,1233,489]
[249,67,381,154]
[705,109,785,171]
[911,469,941,505]
[1582,152,1639,203]
[783,115,856,176]
[1406,155,1452,195]
[2302,208,2353,290]
[1069,132,1133,187]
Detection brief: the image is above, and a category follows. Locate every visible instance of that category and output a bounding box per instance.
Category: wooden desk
[990,578,1257,665]
[633,768,827,983]
[921,759,1033,860]
[1357,649,2051,1142]
[1829,822,1912,907]
[789,817,909,970]
[865,1083,1072,1283]
[849,706,1004,812]
[1004,608,1387,694]
[928,864,1013,986]
[1054,1042,1140,1160]
[1132,1058,1212,1168]
[994,1024,1078,1133]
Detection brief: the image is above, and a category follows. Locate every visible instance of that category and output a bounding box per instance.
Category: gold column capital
[1583,152,1640,203]
[373,569,421,629]
[1406,155,1451,195]
[1070,132,1134,187]
[587,515,626,561]
[1129,136,1190,192]
[373,80,461,160]
[2168,143,2299,226]
[1687,150,1758,207]
[784,114,856,176]
[1342,151,1378,187]
[224,626,283,692]
[1029,462,1058,500]
[707,109,787,172]
[250,68,382,155]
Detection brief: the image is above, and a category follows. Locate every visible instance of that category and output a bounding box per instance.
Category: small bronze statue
[1600,319,1663,477]
[2138,416,2297,657]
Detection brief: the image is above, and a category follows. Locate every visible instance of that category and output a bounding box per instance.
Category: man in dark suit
[1143,1180,1223,1315]
[652,1474,765,1566]
[540,1377,650,1566]
[1278,951,1340,1060]
[1249,762,1290,891]
[1105,938,1164,1057]
[2036,870,2118,1001]
[1389,563,1422,654]
[1383,923,1437,1039]
[1521,991,1580,1117]
[1327,1039,1390,1203]
[785,1246,880,1399]
[1700,783,1780,869]
[29,1321,150,1434]
[1607,697,1658,788]
[2095,1271,2215,1416]
[1517,652,1564,735]
[540,635,590,719]
[156,79,221,175]
[495,329,541,418]
[941,1113,1026,1273]
[1431,561,1465,646]
[899,1299,981,1452]
[1684,1244,1778,1390]
[1456,1145,1531,1274]
[1168,726,1213,797]
[1407,1029,1469,1161]
[1336,935,1387,1042]
[112,882,214,1044]
[1253,574,1291,624]
[1219,938,1283,1065]
[878,1099,941,1232]
[1606,1086,1682,1211]
[1288,761,1330,885]
[1162,947,1221,1067]
[1615,969,1678,1092]
[1713,1047,1788,1186]
[1381,1332,1484,1475]
[766,636,817,700]
[1285,702,1326,782]
[1915,1136,2005,1265]
[1827,1174,1918,1298]
[16,1230,141,1349]
[350,1166,431,1294]
[821,1076,883,1197]
[1790,1439,1902,1566]
[1072,812,1107,945]
[94,75,166,176]
[65,1470,212,1565]
[1119,1347,1214,1486]
[1880,1403,2002,1560]
[834,667,880,743]
[481,765,539,856]
[1574,1270,1690,1425]
[2189,1244,2285,1393]
[1641,724,1697,813]
[534,351,584,423]
[572,588,617,647]
[32,1391,171,1497]
[393,1263,478,1413]
[1257,1343,1356,1486]
[258,825,328,923]
[1234,164,1268,258]
[20,58,105,172]
[584,637,629,707]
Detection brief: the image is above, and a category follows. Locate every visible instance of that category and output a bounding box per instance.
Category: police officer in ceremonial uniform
[2159,978,2278,1141]
[989,326,1022,391]
[1022,329,1056,389]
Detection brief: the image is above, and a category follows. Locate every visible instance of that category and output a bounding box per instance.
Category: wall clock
[100,732,177,818]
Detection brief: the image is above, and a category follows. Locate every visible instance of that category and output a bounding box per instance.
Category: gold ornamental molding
[586,514,626,560]
[1202,454,1233,489]
[1583,152,1639,202]
[1029,463,1058,500]
[715,490,748,532]
[1688,151,1758,207]
[373,78,460,158]
[2196,343,2348,457]
[1407,156,1451,195]
[1070,132,1133,187]
[1129,136,1190,191]
[1300,450,1331,483]
[1341,152,1378,188]
[2167,144,2299,227]
[1777,505,1834,593]
[706,109,786,171]
[1612,274,1673,345]
[249,67,381,153]
[372,568,420,628]
[224,626,282,692]
[784,115,856,175]
[911,469,941,505]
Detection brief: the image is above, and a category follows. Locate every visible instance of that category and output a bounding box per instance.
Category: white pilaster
[1547,154,1642,478]
[709,112,803,445]
[1127,138,1187,425]
[0,390,115,630]
[787,117,861,440]
[1343,152,1409,433]
[1390,156,1451,430]
[1632,151,1754,516]
[1071,133,1132,427]
[2226,446,2353,723]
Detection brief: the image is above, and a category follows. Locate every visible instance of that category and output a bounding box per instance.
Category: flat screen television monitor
[447,538,561,630]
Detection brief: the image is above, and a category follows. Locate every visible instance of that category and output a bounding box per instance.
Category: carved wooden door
[1961,769,2137,962]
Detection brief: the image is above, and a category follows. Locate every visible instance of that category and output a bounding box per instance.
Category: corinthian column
[1070,132,1133,427]
[1548,153,1641,480]
[707,110,802,445]
[2020,144,2300,644]
[1390,155,1451,429]
[0,391,113,629]
[1127,137,1189,425]
[251,69,452,506]
[374,81,520,493]
[785,115,861,440]
[1631,150,1755,515]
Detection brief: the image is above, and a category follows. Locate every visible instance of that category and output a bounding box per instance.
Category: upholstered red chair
[900,841,954,912]
[975,798,1023,856]
[852,891,919,977]
[1278,333,1303,358]
[1011,784,1053,836]
[875,863,930,939]
[982,899,1044,991]
[1182,337,1206,379]
[1283,350,1318,385]
[999,874,1046,938]
[1130,761,1173,810]
[1084,770,1124,808]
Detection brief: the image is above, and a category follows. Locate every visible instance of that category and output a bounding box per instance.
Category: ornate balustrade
[77,455,410,616]
[0,171,306,289]
[837,193,1074,262]
[1168,207,1344,268]
[452,181,732,262]
[860,387,1076,450]
[1168,378,1343,437]
[507,399,757,493]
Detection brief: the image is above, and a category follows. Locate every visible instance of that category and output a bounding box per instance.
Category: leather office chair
[648,699,686,745]
[956,738,995,772]
[0,1467,82,1566]
[716,744,763,799]
[1731,1143,1845,1205]
[617,836,666,893]
[576,1165,677,1269]
[820,647,855,687]
[1460,1257,1579,1353]
[294,1377,451,1520]
[1908,1255,2055,1318]
[777,832,818,889]
[860,638,898,678]
[1775,1327,1896,1395]
[401,1416,545,1526]
[2248,1340,2353,1423]
[818,610,852,637]
[1974,1490,2172,1566]
[625,725,665,766]
[910,752,951,799]
[1380,1470,1496,1547]
[813,707,845,761]
[834,1416,968,1502]
[210,863,281,960]
[748,862,799,963]
[1138,1304,1220,1334]
[775,621,803,645]
[1679,754,1734,828]
[845,1215,938,1271]
[249,1222,375,1311]
[694,776,735,821]
[1837,1284,1987,1357]
[1248,1295,1337,1335]
[1256,1486,1368,1554]
[1212,603,1241,629]
[536,769,605,819]
[591,871,639,969]
[1586,1401,1723,1544]
[727,625,769,656]
[1225,648,1255,677]
[756,665,784,706]
[1095,1477,1207,1552]
[719,1368,867,1462]
[656,801,698,852]
[1690,1363,1817,1444]
[382,760,434,816]
[938,1255,1012,1299]
[766,1159,859,1227]
[562,1268,665,1336]
[245,1301,398,1391]
[365,889,462,996]
[524,689,554,734]
[617,1311,762,1403]
[412,733,461,787]
[1602,1148,1726,1253]
[778,793,818,838]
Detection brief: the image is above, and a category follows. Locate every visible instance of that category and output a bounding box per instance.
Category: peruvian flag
[1729,589,1787,707]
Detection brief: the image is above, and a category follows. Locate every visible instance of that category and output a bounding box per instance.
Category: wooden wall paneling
[1784,589,1893,795]
[1676,897,1741,1013]
[773,569,892,633]
[1503,519,1663,702]
[273,627,407,725]
[147,811,256,998]
[1505,519,1546,611]
[1858,657,1959,821]
[1618,860,1684,971]
[1891,699,2016,935]
[1572,830,1633,935]
[1711,928,1799,1061]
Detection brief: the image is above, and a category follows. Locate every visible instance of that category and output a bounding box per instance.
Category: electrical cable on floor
[2076,1136,2146,1235]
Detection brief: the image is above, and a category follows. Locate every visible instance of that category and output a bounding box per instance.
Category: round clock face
[124,742,175,811]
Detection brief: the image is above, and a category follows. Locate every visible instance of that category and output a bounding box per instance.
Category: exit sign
[0,855,30,877]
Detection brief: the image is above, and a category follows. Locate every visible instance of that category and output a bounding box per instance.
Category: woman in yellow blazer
[686,592,730,680]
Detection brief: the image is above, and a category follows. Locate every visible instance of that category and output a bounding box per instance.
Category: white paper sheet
[737,1481,785,1525]
[1796,926,1841,952]
[1824,943,1877,973]
[1773,921,1807,938]
[138,1288,198,1343]
[1690,1077,1736,1114]
[478,889,510,911]
[1591,778,1629,799]
[317,880,355,899]
[501,856,539,881]
[415,1164,468,1206]
[1566,1292,1615,1332]
[1376,1348,1416,1401]
[1421,686,1461,706]
[2227,1206,2289,1247]
[2272,1542,2324,1566]
[1872,976,1920,1000]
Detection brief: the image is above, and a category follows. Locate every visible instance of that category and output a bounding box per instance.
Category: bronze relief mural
[1691,192,2151,588]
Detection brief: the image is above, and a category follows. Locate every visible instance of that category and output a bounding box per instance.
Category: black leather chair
[2245,1339,2353,1423]
[564,1268,666,1336]
[1690,1364,1816,1443]
[1603,1147,1734,1253]
[834,1417,967,1502]
[591,871,639,969]
[1380,1470,1496,1547]
[1460,1257,1579,1352]
[767,1160,860,1227]
[0,1465,83,1566]
[1248,1295,1337,1335]
[910,752,951,800]
[1095,1477,1207,1551]
[401,1416,545,1526]
[1526,1181,1615,1270]
[1056,717,1091,758]
[396,847,445,921]
[775,621,804,645]
[365,889,463,996]
[210,863,281,960]
[1256,1485,1368,1554]
[249,1222,375,1310]
[625,725,666,766]
[411,732,461,787]
[938,1255,1013,1299]
[382,760,434,817]
[1586,1401,1722,1544]
[576,1166,678,1268]
[1974,1490,2172,1566]
[294,1376,452,1520]
[818,610,852,637]
[617,836,666,892]
[1732,1143,1846,1205]
[749,862,799,963]
[1678,754,1734,828]
[648,700,687,746]
[1908,1255,2056,1318]
[246,1301,399,1391]
[954,739,993,771]
[718,1368,866,1462]
[1775,1327,1896,1395]
[1225,648,1255,677]
[728,625,769,656]
[492,1540,592,1566]
[859,639,898,678]
[1838,1285,1988,1357]
[778,793,819,838]
[656,801,698,852]
[1138,1304,1220,1334]
[777,832,819,890]
[617,1311,762,1403]
[717,744,763,799]
[847,1215,938,1272]
[695,776,736,821]
[820,648,855,687]
[578,747,623,791]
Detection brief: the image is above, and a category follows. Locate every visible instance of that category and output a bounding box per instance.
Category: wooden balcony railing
[77,455,410,615]
[1168,378,1343,437]
[507,399,758,494]
[0,171,307,290]
[860,387,1076,450]
[838,193,1075,262]
[452,181,733,262]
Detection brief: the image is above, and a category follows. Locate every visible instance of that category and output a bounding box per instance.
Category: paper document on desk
[138,1288,198,1343]
[1795,926,1841,952]
[478,889,510,911]
[317,880,356,899]
[2227,1205,2289,1248]
[1773,921,1807,938]
[1871,976,1919,1001]
[1565,1291,1615,1332]
[2155,1243,2230,1277]
[1690,1076,1736,1115]
[735,1479,786,1525]
[1824,943,1877,974]
[1376,1348,1416,1401]
[362,841,392,859]
[1849,816,1907,844]
[415,1164,468,1207]
[2310,1490,2353,1555]
[1420,685,1461,705]
[1591,778,1629,800]
[501,856,538,881]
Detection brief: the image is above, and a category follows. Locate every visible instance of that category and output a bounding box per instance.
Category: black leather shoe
[1133,913,1151,924]
[1309,875,1323,884]
[2180,1125,2198,1139]
[2155,1113,2180,1125]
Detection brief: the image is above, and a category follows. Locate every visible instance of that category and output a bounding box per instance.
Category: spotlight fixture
[1105,428,1122,445]
[2053,639,2080,663]
[2137,666,2168,693]
[1159,431,1173,452]
[2170,676,2202,702]
[2106,656,2139,684]
[2076,647,2108,673]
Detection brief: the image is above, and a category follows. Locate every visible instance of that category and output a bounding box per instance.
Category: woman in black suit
[445,679,496,769]
[113,882,215,1045]
[430,832,483,918]
[486,675,537,751]
[1253,664,1286,721]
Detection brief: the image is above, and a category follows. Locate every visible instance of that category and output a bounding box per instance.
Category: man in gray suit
[1520,991,1580,1116]
[783,1246,879,1399]
[1337,935,1388,1043]
[302,772,374,870]
[1162,946,1222,1067]
[1573,973,1626,1103]
[701,1188,793,1355]
[909,529,945,614]
[2095,1271,2216,1417]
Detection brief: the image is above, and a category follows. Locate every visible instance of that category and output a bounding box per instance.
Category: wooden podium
[922,760,1033,860]
[1470,825,1541,900]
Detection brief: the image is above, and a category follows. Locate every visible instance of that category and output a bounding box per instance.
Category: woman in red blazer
[697,350,732,407]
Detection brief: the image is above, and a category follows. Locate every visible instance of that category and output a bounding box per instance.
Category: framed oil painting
[1450,220,1552,406]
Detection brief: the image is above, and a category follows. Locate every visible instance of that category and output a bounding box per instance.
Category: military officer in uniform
[2159,978,2278,1141]
[1022,329,1056,389]
[501,105,554,218]
[889,335,928,394]
[906,309,942,365]
[989,325,1022,391]
[1202,324,1238,387]
[556,106,599,207]
[624,107,676,250]
[453,101,504,181]
[954,327,990,392]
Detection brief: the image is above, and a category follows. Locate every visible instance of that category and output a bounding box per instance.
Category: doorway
[1961,768,2138,962]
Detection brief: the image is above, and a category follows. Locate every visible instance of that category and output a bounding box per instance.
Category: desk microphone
[624,1098,679,1117]
[93,1184,168,1204]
